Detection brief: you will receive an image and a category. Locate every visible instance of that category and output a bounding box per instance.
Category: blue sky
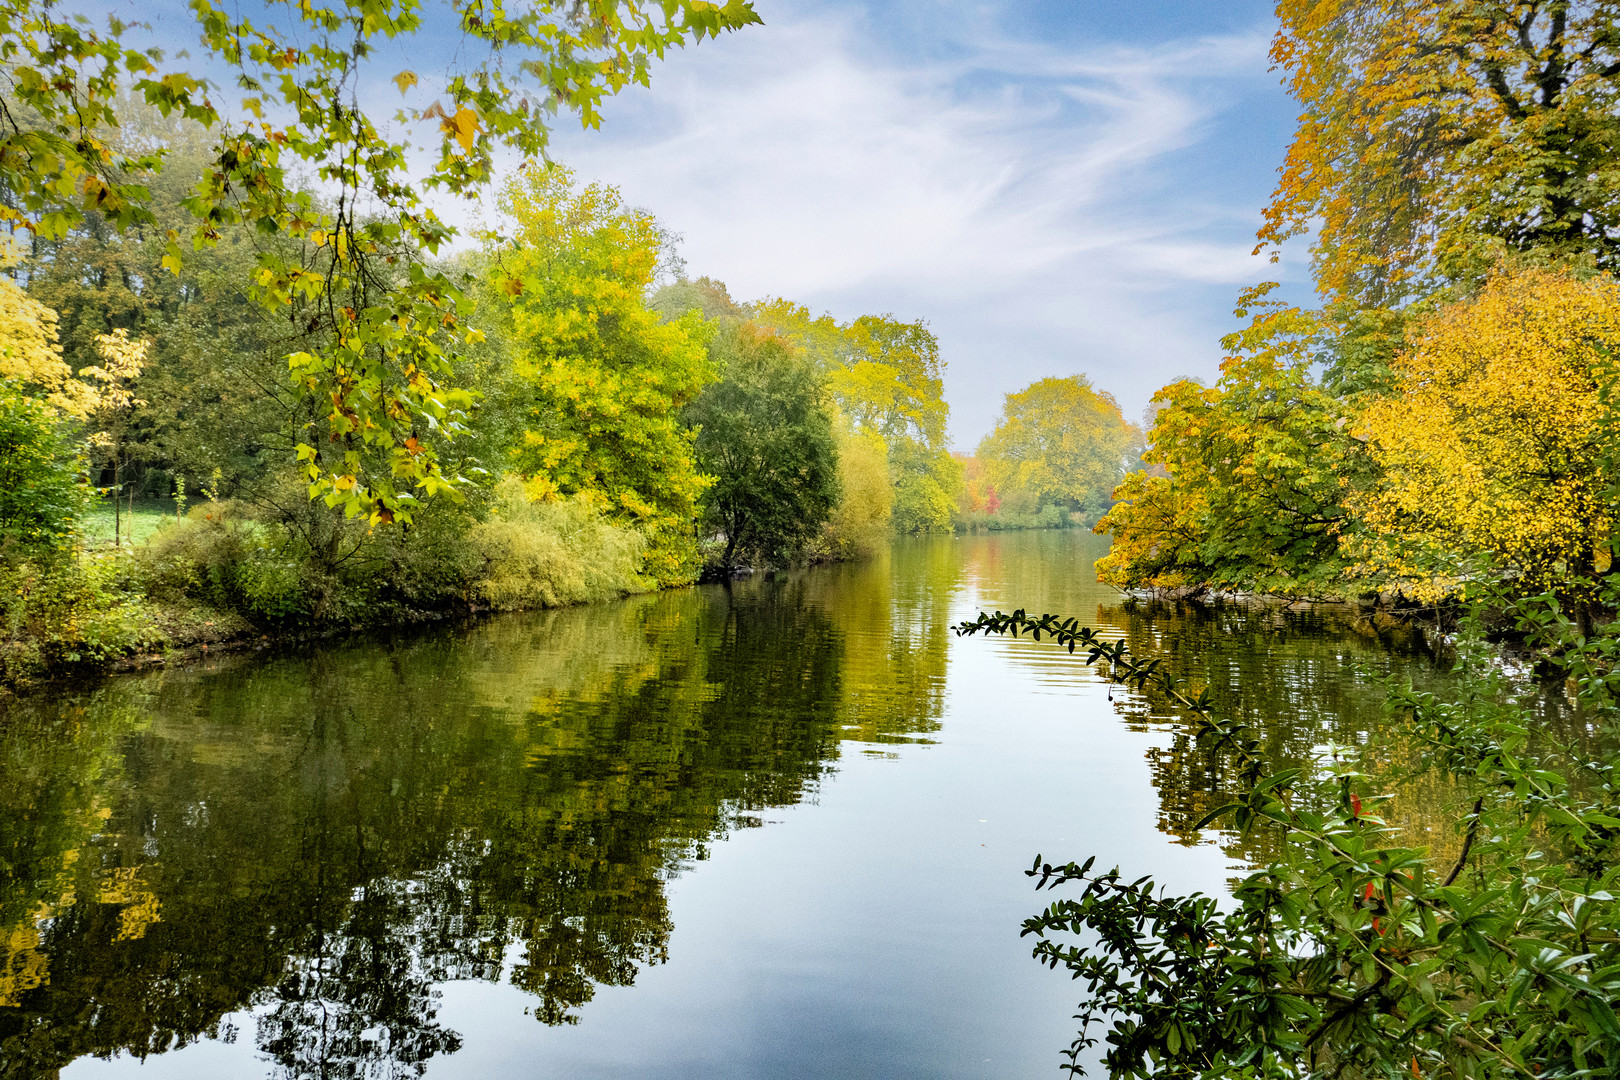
[539,0,1309,444]
[118,0,1308,445]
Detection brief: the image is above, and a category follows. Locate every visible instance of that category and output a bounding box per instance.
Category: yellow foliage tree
[0,268,86,416]
[977,375,1137,519]
[820,418,892,558]
[1353,268,1620,603]
[1265,2,1620,306]
[488,168,714,586]
[79,329,150,546]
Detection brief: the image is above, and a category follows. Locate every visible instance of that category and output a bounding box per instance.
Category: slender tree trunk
[113,459,121,547]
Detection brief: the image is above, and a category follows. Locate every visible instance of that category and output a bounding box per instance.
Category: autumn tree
[485,168,714,586]
[1094,299,1372,598]
[1265,0,1620,307]
[977,375,1137,521]
[1352,266,1620,611]
[686,322,841,572]
[0,247,87,416]
[0,0,759,524]
[821,422,892,558]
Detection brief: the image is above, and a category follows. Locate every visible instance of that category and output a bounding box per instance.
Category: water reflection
[1,575,942,1079]
[1,532,1465,1079]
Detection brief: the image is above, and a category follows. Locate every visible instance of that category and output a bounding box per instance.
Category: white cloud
[533,2,1296,443]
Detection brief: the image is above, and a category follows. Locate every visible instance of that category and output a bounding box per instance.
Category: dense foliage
[686,322,841,573]
[0,0,761,523]
[976,375,1139,521]
[1099,5,1620,614]
[0,384,86,557]
[1264,0,1620,307]
[485,168,715,586]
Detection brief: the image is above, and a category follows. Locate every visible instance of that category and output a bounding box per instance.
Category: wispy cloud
[538,1,1299,442]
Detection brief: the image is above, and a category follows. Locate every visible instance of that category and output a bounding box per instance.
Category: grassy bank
[0,481,660,691]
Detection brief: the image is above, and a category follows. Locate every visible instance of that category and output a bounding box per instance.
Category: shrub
[0,552,152,680]
[468,479,648,610]
[958,599,1620,1079]
[0,382,88,562]
[137,508,317,625]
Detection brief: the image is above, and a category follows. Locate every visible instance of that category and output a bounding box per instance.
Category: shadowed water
[2,531,1458,1079]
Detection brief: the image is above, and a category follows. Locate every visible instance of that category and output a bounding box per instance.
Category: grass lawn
[83,498,182,547]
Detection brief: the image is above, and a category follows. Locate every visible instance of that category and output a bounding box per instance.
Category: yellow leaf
[445,106,481,154]
[392,70,418,95]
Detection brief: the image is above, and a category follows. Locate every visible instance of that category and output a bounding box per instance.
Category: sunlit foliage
[821,421,892,558]
[1095,300,1367,598]
[1265,0,1620,306]
[488,168,715,586]
[1353,267,1620,603]
[0,261,84,416]
[976,375,1137,520]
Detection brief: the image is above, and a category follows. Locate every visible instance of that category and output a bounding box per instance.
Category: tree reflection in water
[1,533,1476,1079]
[0,574,926,1079]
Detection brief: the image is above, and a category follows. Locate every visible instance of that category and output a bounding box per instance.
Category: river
[2,530,1450,1079]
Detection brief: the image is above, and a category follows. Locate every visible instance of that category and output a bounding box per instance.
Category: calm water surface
[3,531,1448,1079]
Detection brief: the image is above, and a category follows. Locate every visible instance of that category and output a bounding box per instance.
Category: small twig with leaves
[955,608,1620,1079]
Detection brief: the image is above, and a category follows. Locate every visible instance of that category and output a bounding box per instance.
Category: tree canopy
[976,375,1138,520]
[0,0,760,523]
[486,168,715,586]
[687,322,841,572]
[1264,0,1620,306]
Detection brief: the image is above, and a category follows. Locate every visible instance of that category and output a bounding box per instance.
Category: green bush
[137,508,318,625]
[0,383,89,562]
[956,504,1069,532]
[468,480,648,609]
[0,552,153,680]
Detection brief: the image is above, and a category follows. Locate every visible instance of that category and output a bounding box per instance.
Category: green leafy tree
[977,375,1138,520]
[754,301,958,532]
[0,383,87,560]
[687,322,841,572]
[0,0,760,523]
[484,167,714,586]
